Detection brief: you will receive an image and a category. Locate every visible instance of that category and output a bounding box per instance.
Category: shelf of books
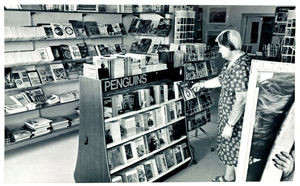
[74,69,193,182]
[5,125,79,152]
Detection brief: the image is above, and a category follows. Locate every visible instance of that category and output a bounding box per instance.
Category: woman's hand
[273,151,294,178]
[221,124,234,139]
[192,82,203,92]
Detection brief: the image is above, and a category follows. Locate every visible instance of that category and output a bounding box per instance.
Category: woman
[192,29,251,182]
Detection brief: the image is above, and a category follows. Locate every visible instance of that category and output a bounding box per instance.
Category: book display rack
[74,69,193,182]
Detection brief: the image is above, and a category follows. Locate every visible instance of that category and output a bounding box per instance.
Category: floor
[4,89,223,183]
[165,88,224,182]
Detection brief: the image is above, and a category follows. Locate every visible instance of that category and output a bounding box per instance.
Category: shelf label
[102,73,148,92]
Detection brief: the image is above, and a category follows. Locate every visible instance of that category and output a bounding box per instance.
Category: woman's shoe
[212,175,235,182]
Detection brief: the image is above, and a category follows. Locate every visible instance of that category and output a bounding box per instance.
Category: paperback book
[135,164,147,182]
[146,132,160,153]
[84,21,101,36]
[11,69,32,88]
[69,20,88,37]
[51,23,65,38]
[50,64,68,81]
[61,23,76,38]
[76,43,90,58]
[68,44,82,60]
[36,65,55,84]
[27,70,42,86]
[134,137,147,157]
[59,44,73,60]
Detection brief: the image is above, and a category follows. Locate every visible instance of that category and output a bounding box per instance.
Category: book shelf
[4,8,125,152]
[74,69,193,182]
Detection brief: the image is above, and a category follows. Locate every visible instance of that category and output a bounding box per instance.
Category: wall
[201,5,277,44]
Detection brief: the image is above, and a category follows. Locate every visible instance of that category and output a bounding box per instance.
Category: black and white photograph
[3,0,297,184]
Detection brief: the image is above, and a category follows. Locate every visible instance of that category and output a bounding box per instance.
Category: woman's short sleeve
[229,61,250,92]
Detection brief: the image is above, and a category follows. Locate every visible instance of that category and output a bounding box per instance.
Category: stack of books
[51,117,70,130]
[24,117,52,137]
[11,129,32,142]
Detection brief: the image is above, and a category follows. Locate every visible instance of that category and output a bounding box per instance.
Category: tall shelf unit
[74,68,193,182]
[4,8,124,151]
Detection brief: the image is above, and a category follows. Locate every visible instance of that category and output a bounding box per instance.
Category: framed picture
[236,60,295,181]
[206,30,222,48]
[208,7,228,24]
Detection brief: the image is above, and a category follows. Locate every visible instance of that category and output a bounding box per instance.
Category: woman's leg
[224,165,235,181]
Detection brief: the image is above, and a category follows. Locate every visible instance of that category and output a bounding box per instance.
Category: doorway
[241,14,274,54]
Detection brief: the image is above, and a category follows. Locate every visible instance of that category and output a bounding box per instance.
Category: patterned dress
[216,54,251,167]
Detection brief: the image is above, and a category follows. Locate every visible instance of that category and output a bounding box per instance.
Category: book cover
[134,137,146,157]
[63,62,83,79]
[146,132,160,153]
[36,65,55,84]
[166,102,177,122]
[51,23,65,38]
[103,97,112,119]
[111,94,124,117]
[124,169,139,182]
[76,43,90,58]
[152,85,161,104]
[135,114,146,132]
[5,68,17,89]
[107,146,125,170]
[105,122,113,144]
[97,44,110,57]
[107,44,117,55]
[179,142,190,159]
[129,41,139,53]
[9,93,31,107]
[27,70,42,86]
[156,128,169,147]
[11,69,32,88]
[68,45,82,60]
[45,46,55,61]
[161,84,168,103]
[144,89,151,107]
[39,24,54,38]
[138,38,152,53]
[156,154,168,173]
[50,45,64,61]
[25,88,47,103]
[84,21,101,36]
[143,160,154,180]
[164,148,175,168]
[110,58,125,78]
[156,18,172,36]
[105,24,115,35]
[94,57,110,79]
[50,64,68,81]
[135,164,147,182]
[175,101,183,118]
[87,44,99,57]
[107,120,122,143]
[121,117,136,138]
[137,19,152,34]
[128,18,140,33]
[118,23,127,35]
[111,176,123,183]
[98,24,109,36]
[69,20,87,37]
[143,110,156,130]
[149,158,159,177]
[61,23,76,38]
[154,106,166,126]
[122,141,138,163]
[122,93,135,113]
[35,48,50,62]
[173,145,183,164]
[112,23,122,35]
[59,45,72,60]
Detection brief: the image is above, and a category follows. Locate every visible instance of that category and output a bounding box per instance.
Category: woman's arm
[222,91,247,138]
[192,76,221,92]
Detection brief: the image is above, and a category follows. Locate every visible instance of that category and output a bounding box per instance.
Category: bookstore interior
[4,4,296,183]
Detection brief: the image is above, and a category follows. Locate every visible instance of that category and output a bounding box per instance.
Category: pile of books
[50,117,70,130]
[11,129,32,142]
[24,117,52,138]
[109,142,190,182]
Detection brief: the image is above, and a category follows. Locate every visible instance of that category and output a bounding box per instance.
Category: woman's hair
[215,29,242,51]
[251,73,295,159]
